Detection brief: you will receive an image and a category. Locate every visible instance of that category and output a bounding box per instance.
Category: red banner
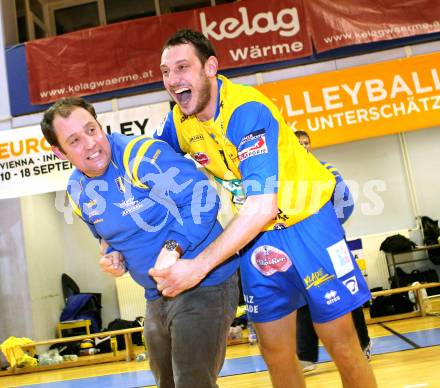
[25,0,311,105]
[305,0,440,52]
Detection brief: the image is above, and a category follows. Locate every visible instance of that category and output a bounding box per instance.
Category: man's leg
[314,313,377,388]
[296,304,319,363]
[144,298,174,388]
[255,310,306,388]
[169,274,239,388]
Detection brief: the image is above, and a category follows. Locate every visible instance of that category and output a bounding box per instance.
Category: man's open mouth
[174,87,192,105]
[87,151,100,160]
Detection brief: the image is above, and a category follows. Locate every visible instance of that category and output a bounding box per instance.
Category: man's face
[52,107,111,177]
[297,135,311,152]
[160,44,214,119]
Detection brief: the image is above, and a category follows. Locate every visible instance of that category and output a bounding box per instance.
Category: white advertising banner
[0,102,170,200]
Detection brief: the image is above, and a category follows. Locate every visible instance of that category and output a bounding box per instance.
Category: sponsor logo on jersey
[88,210,100,217]
[273,223,287,230]
[239,128,266,147]
[325,290,341,305]
[113,196,144,216]
[327,239,354,278]
[92,218,104,224]
[251,245,292,276]
[243,294,259,313]
[193,152,210,166]
[304,268,335,290]
[238,134,268,161]
[189,134,205,143]
[276,208,289,222]
[342,276,359,295]
[85,199,97,208]
[152,149,161,163]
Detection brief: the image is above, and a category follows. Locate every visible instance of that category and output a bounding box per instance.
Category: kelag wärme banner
[25,0,310,105]
[24,0,440,105]
[304,0,440,52]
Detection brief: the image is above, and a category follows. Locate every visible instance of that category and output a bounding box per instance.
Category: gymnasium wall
[318,126,440,237]
[315,127,440,290]
[0,198,33,341]
[19,192,120,340]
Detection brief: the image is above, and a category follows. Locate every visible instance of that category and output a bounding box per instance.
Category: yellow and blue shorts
[240,201,370,323]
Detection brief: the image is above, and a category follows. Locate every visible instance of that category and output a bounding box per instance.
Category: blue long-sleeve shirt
[67,133,238,300]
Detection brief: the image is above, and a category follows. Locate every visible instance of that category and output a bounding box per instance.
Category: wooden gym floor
[1,302,439,388]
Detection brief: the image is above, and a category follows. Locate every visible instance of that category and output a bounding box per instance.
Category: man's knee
[258,334,297,366]
[316,314,360,350]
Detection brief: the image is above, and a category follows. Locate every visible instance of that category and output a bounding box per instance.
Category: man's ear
[205,56,218,78]
[51,145,67,160]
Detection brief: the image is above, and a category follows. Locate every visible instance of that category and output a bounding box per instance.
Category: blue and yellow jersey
[67,133,238,300]
[321,161,354,224]
[155,75,336,230]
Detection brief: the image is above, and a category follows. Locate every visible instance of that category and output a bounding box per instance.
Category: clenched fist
[99,251,126,277]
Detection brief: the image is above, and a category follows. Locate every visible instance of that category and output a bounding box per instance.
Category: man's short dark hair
[162,29,217,65]
[41,97,97,148]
